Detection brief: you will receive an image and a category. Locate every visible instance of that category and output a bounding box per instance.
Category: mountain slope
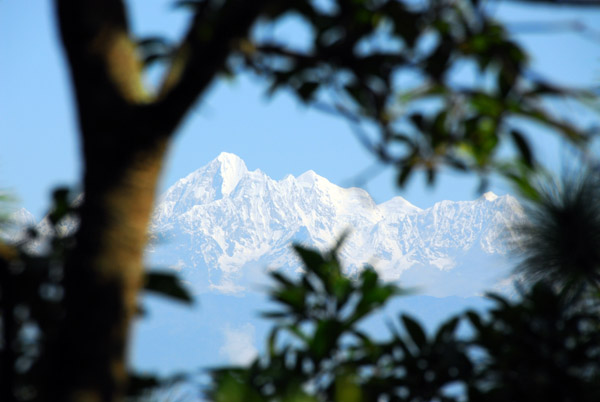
[149,153,523,296]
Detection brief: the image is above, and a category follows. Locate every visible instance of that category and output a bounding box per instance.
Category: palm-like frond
[514,170,600,294]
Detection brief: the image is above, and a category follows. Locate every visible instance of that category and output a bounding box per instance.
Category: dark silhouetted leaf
[144,271,193,304]
[297,81,320,102]
[510,129,534,167]
[293,245,325,271]
[126,373,160,397]
[397,164,413,187]
[401,314,427,350]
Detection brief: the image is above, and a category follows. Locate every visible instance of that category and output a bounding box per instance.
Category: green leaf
[335,371,362,402]
[273,287,306,312]
[332,276,353,308]
[360,268,378,290]
[285,324,310,344]
[173,0,204,10]
[503,169,540,202]
[509,129,533,167]
[310,320,341,360]
[445,155,468,171]
[214,371,264,402]
[144,271,193,304]
[297,81,320,102]
[401,314,427,350]
[485,292,511,308]
[434,316,460,344]
[344,83,369,110]
[271,271,295,288]
[410,113,425,131]
[126,373,160,397]
[497,64,517,98]
[331,231,350,255]
[268,327,279,357]
[465,310,482,330]
[425,39,452,80]
[426,167,436,186]
[260,311,289,319]
[470,93,502,118]
[515,104,585,144]
[49,187,71,225]
[293,245,325,272]
[397,164,413,188]
[391,6,420,47]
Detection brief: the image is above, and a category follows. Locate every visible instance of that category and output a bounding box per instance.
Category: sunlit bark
[53,0,266,399]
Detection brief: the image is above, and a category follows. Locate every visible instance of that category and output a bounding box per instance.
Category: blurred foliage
[144,271,194,305]
[0,189,192,401]
[7,168,600,401]
[209,238,600,402]
[0,188,75,401]
[466,283,600,402]
[209,165,600,401]
[3,0,600,399]
[162,0,597,189]
[512,169,600,297]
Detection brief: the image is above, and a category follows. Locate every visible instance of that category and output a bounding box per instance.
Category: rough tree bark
[53,0,267,400]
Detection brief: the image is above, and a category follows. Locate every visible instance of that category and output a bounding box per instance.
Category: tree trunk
[52,1,168,400]
[56,135,169,402]
[52,0,266,399]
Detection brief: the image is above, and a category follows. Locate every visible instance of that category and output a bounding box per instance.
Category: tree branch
[155,0,270,132]
[55,0,149,112]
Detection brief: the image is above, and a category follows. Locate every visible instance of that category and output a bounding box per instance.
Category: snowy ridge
[149,153,523,296]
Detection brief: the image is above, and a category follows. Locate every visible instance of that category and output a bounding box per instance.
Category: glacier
[149,152,523,297]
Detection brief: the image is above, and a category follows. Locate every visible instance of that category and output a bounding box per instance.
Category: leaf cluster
[0,188,75,401]
[466,284,600,401]
[0,188,194,401]
[219,0,594,189]
[512,169,600,296]
[209,240,600,402]
[208,241,472,401]
[134,0,594,190]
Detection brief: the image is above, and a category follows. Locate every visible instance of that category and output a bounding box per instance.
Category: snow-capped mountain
[149,152,523,296]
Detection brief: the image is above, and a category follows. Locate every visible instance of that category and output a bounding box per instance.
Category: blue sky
[2,0,600,380]
[1,1,599,220]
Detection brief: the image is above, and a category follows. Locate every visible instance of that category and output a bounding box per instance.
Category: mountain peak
[297,170,319,183]
[481,191,498,201]
[380,196,422,214]
[213,152,248,196]
[151,155,522,297]
[216,152,244,165]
